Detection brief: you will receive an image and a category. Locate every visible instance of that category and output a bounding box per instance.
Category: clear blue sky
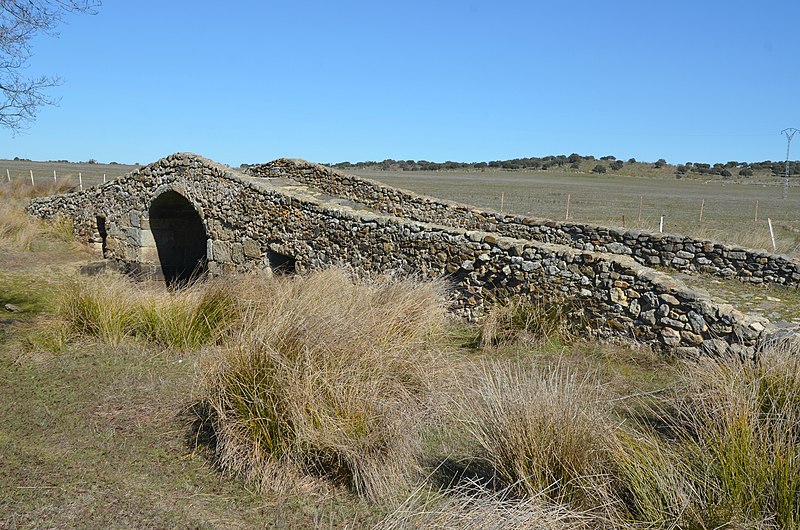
[2,0,799,166]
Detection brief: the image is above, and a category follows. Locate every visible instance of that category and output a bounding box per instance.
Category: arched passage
[149,190,208,285]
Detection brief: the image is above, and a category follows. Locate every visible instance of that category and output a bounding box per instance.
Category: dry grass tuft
[478,297,576,349]
[665,344,800,527]
[454,361,615,509]
[0,179,76,251]
[59,276,141,346]
[58,275,239,350]
[200,268,449,502]
[138,279,237,350]
[378,482,598,530]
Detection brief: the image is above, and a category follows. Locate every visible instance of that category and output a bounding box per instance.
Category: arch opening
[95,215,107,257]
[149,190,207,286]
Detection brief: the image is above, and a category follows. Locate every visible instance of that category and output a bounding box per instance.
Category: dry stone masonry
[248,159,800,287]
[27,152,797,358]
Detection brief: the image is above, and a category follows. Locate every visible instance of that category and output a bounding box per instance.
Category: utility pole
[782,128,799,199]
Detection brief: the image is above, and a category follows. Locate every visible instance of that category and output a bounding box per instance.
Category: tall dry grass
[199,269,449,502]
[378,482,597,530]
[59,276,141,345]
[451,342,800,528]
[58,275,238,349]
[477,297,577,349]
[666,344,800,528]
[454,361,615,510]
[0,179,75,251]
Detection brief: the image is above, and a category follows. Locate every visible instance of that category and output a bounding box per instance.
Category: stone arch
[148,190,208,285]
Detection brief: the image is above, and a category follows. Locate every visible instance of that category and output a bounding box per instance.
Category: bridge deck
[240,175,377,213]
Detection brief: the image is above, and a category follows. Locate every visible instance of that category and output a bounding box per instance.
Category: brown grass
[58,274,239,349]
[453,360,616,510]
[0,179,76,251]
[378,483,598,530]
[198,268,449,502]
[477,296,577,349]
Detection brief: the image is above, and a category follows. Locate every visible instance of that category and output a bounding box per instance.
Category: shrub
[380,483,593,529]
[456,361,615,508]
[591,164,607,174]
[478,296,577,349]
[198,268,448,501]
[668,344,800,527]
[59,275,238,350]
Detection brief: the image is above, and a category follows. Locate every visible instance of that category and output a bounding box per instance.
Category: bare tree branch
[0,0,99,130]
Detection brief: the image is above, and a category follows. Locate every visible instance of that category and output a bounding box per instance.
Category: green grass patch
[57,276,239,350]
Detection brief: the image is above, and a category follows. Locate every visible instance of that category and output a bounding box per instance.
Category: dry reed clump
[454,361,616,510]
[606,426,702,526]
[137,279,237,350]
[59,276,141,346]
[58,275,238,350]
[0,179,76,251]
[200,268,448,502]
[450,351,800,528]
[477,296,576,349]
[663,343,800,528]
[378,482,596,530]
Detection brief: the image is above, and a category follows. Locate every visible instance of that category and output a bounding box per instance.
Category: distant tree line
[676,160,800,178]
[327,153,607,172]
[7,157,128,165]
[313,154,799,177]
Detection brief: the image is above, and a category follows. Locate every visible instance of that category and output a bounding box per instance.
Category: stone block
[212,240,232,263]
[243,238,261,259]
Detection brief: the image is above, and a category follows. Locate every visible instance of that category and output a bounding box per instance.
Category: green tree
[654,158,667,168]
[592,164,607,174]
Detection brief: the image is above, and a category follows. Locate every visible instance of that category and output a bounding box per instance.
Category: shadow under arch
[149,190,208,286]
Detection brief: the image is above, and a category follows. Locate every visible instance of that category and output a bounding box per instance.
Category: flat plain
[352,168,800,255]
[0,159,139,189]
[3,162,800,528]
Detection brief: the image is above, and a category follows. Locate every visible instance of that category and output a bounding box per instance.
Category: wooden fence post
[565,193,571,220]
[768,218,777,251]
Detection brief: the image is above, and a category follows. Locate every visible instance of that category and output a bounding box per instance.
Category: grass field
[352,168,800,255]
[0,159,139,190]
[4,173,800,528]
[5,157,799,254]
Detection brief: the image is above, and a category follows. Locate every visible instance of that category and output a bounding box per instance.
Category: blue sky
[1,0,798,166]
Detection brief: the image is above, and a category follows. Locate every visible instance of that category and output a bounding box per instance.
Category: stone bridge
[27,152,800,358]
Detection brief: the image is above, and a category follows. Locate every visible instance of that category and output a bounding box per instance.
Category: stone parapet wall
[247,160,800,287]
[27,153,778,358]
